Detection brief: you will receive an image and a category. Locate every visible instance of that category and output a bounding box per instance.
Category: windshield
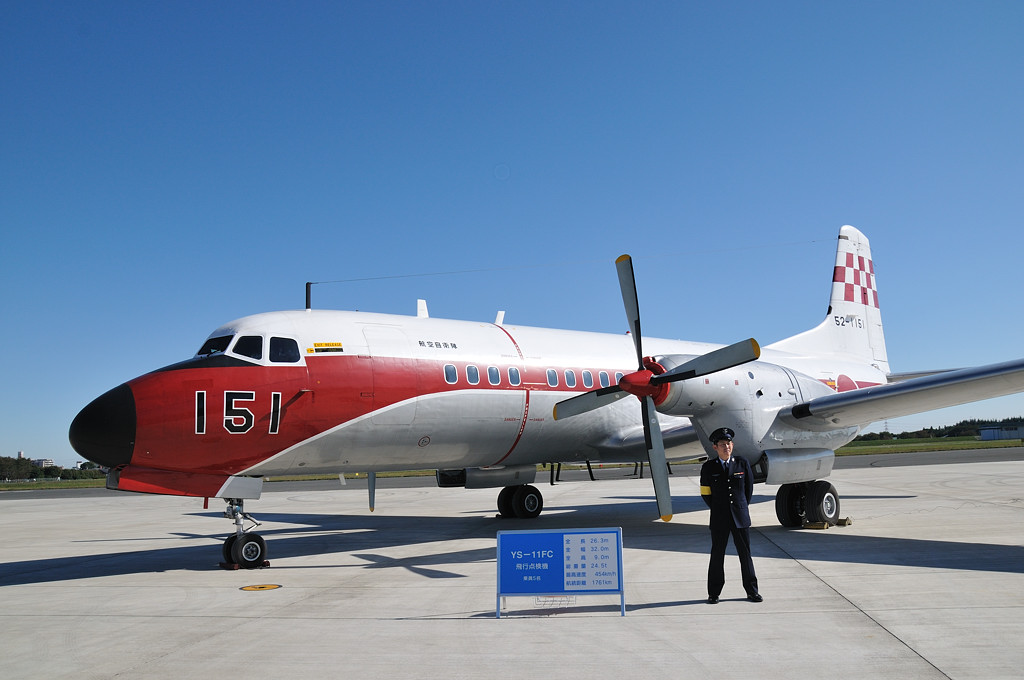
[197,335,233,356]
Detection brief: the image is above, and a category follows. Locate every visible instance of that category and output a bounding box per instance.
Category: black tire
[231,532,267,569]
[775,483,805,527]
[512,484,543,519]
[222,534,239,564]
[497,486,517,518]
[804,481,840,525]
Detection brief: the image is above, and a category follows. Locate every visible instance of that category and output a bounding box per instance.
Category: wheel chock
[218,560,270,570]
[837,517,853,526]
[801,521,830,530]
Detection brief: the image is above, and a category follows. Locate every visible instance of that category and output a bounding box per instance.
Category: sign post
[496,528,624,618]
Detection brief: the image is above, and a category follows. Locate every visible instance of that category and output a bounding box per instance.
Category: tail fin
[767,225,889,374]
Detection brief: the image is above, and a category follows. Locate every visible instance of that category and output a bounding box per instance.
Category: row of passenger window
[444,364,521,386]
[443,364,624,389]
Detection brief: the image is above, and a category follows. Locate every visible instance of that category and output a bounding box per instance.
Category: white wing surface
[788,358,1024,429]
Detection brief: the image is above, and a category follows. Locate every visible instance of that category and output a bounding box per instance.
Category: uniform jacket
[700,454,754,529]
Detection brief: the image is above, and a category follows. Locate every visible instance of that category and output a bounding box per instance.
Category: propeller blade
[615,254,644,369]
[610,254,756,521]
[652,338,761,384]
[641,396,673,521]
[552,386,628,420]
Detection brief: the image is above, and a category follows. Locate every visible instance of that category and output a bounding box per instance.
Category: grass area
[835,437,1021,455]
[0,478,109,491]
[3,438,1019,492]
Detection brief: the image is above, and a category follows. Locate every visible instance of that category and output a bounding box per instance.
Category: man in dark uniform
[700,427,762,604]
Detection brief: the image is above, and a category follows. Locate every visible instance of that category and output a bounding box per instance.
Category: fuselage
[70,309,885,483]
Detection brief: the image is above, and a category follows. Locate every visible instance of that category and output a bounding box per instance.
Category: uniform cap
[709,427,735,444]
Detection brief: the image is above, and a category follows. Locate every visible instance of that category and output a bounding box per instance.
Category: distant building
[978,426,1024,441]
[32,458,56,468]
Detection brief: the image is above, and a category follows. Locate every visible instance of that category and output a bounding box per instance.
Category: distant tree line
[856,417,1024,441]
[0,456,106,481]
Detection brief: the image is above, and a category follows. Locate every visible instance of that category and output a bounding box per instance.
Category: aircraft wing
[789,357,1024,430]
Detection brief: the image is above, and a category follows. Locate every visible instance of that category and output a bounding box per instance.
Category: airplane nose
[69,383,136,468]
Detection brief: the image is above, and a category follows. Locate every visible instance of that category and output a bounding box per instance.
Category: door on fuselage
[362,325,420,425]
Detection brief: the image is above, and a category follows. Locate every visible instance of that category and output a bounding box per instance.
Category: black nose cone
[69,383,136,468]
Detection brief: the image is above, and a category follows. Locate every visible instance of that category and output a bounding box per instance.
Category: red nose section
[69,383,136,469]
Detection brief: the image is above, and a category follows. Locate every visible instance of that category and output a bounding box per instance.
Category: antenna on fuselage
[305,282,313,310]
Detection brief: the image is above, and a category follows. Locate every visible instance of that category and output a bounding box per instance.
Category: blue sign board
[496,528,624,617]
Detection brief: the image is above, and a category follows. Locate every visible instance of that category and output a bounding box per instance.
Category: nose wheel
[220,499,269,569]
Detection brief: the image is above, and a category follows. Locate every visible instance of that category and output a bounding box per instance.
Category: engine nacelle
[754,448,835,485]
[435,464,537,489]
[651,354,859,479]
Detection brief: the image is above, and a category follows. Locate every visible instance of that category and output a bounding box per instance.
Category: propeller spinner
[552,254,760,522]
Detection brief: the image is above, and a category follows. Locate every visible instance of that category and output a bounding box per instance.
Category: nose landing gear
[220,499,268,569]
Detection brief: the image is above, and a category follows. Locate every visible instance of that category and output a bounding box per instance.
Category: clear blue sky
[3,2,1023,466]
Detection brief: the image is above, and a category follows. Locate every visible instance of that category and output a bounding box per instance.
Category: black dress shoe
[706,596,719,604]
[746,593,763,602]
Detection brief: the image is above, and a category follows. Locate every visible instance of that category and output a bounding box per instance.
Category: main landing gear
[496,484,544,519]
[221,498,268,569]
[775,481,841,527]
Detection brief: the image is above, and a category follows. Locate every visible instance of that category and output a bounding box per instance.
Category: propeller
[553,254,761,522]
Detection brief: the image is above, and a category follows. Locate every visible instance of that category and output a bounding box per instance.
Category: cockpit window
[270,337,300,363]
[197,335,232,356]
[233,335,263,360]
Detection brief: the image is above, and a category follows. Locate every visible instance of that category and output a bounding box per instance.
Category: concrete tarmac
[2,452,1022,679]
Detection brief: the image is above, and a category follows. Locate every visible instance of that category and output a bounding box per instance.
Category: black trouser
[708,523,758,598]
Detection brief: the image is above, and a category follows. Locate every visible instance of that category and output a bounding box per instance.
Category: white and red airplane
[70,226,1024,568]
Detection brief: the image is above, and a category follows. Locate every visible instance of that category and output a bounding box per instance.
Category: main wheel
[222,534,239,564]
[775,483,806,527]
[512,485,543,519]
[497,486,517,518]
[231,532,267,569]
[804,481,840,525]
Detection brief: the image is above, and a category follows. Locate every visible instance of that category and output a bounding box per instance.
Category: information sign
[496,528,624,617]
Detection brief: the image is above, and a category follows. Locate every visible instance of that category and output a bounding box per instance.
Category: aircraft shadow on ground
[1,493,1020,587]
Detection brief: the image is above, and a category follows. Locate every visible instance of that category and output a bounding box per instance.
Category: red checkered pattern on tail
[833,252,879,308]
